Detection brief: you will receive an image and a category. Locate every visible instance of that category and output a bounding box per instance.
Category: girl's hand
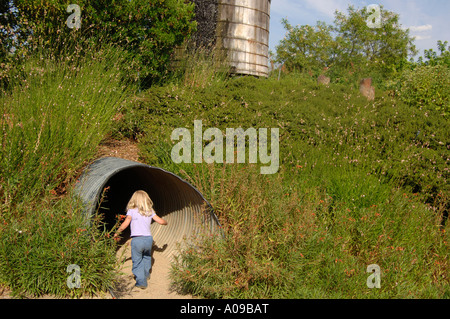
[153,214,168,225]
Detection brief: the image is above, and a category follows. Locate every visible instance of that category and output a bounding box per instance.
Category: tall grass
[0,194,119,298]
[166,159,448,298]
[169,42,230,89]
[0,44,132,215]
[0,43,134,297]
[1,43,447,298]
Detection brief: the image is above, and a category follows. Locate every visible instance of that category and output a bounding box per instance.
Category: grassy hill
[0,53,448,298]
[115,72,449,298]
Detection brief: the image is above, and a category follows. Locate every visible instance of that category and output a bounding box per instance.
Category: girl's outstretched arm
[114,215,132,238]
[153,214,168,225]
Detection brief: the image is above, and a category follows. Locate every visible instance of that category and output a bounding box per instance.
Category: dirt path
[110,238,193,299]
[96,137,140,162]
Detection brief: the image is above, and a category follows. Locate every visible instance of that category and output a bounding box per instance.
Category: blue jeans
[130,236,153,287]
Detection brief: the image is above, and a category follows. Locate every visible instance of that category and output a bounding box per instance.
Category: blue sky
[269,0,450,58]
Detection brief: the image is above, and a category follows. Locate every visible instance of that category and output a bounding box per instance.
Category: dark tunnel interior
[76,157,221,258]
[98,167,159,236]
[96,166,186,244]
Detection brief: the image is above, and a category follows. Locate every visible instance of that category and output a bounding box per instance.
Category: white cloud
[302,0,349,19]
[407,24,433,42]
[414,35,432,41]
[270,0,304,18]
[409,24,433,32]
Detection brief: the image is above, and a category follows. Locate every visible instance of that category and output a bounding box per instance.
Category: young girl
[115,190,167,289]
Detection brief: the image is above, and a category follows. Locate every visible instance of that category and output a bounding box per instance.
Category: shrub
[119,73,448,212]
[1,0,196,87]
[397,65,450,115]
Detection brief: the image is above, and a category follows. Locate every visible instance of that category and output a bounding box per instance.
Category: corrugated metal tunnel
[74,157,221,259]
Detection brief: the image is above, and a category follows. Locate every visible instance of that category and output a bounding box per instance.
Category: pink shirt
[126,208,155,237]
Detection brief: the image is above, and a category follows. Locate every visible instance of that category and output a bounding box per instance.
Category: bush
[1,0,196,88]
[120,74,448,212]
[397,65,450,115]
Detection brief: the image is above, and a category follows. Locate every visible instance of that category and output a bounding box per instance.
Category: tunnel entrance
[74,157,221,258]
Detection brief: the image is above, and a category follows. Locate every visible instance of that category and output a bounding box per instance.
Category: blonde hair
[126,190,154,217]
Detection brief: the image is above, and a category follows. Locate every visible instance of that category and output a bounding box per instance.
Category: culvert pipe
[74,157,221,259]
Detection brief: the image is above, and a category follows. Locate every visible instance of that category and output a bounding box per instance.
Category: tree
[0,1,16,60]
[332,5,417,78]
[417,40,450,67]
[1,0,197,87]
[275,18,335,74]
[275,5,417,83]
[398,41,450,115]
